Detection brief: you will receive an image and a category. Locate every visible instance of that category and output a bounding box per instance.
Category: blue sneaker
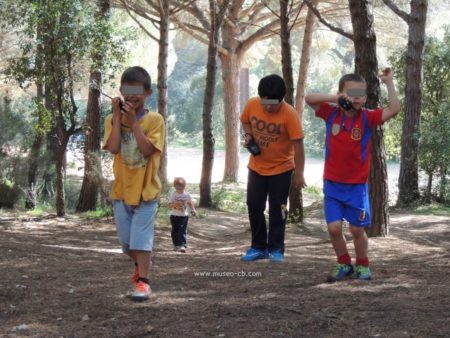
[355,265,372,280]
[329,264,354,281]
[269,250,284,262]
[240,248,269,261]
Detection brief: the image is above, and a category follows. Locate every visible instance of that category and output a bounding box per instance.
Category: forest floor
[1,202,449,338]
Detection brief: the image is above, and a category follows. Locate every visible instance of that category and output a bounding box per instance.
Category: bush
[0,178,21,208]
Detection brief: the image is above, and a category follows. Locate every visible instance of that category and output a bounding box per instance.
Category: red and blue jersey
[316,102,383,184]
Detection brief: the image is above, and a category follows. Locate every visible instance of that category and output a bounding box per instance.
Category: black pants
[247,169,292,253]
[170,215,189,247]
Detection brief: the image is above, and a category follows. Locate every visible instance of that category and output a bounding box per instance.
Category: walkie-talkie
[246,137,261,156]
[102,92,126,113]
[338,96,353,111]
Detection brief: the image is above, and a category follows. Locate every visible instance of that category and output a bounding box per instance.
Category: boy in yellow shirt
[103,66,164,301]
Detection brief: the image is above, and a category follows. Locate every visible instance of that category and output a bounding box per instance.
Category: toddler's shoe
[131,281,151,301]
[269,250,284,262]
[178,246,187,253]
[329,263,354,281]
[355,265,372,280]
[240,247,269,261]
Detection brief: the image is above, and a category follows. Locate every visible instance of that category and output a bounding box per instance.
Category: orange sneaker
[131,281,151,301]
[131,266,140,285]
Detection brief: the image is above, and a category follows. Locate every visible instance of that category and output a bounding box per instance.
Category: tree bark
[220,17,242,182]
[26,83,44,209]
[76,69,102,211]
[279,0,303,223]
[425,171,432,203]
[280,0,295,105]
[54,116,70,216]
[396,0,428,206]
[55,146,66,217]
[76,0,110,212]
[290,0,319,224]
[157,0,170,185]
[26,23,45,209]
[76,67,102,211]
[349,0,389,237]
[200,0,229,207]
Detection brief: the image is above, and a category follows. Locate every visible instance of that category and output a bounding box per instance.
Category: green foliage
[0,97,37,208]
[211,184,247,213]
[303,184,323,198]
[394,203,450,216]
[0,178,20,208]
[84,206,113,218]
[167,33,225,147]
[1,1,131,212]
[389,27,450,200]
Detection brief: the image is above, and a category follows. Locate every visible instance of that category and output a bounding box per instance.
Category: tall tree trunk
[55,146,66,217]
[26,23,45,209]
[157,0,170,185]
[349,0,389,237]
[425,171,432,203]
[76,69,103,211]
[41,88,57,203]
[76,0,110,212]
[219,33,241,182]
[280,0,294,105]
[279,0,303,223]
[291,0,319,223]
[199,0,221,207]
[26,83,44,209]
[438,166,447,202]
[397,0,427,206]
[54,115,70,216]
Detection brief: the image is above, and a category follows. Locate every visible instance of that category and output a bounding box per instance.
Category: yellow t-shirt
[103,111,165,205]
[240,97,304,176]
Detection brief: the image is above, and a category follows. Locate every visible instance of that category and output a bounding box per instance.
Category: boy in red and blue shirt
[305,68,400,281]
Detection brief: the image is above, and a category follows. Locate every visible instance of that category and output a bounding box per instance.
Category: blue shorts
[323,180,371,227]
[113,199,158,253]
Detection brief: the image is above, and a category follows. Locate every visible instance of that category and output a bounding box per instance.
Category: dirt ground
[1,205,449,338]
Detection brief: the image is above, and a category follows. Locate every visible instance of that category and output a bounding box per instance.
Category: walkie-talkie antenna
[100,91,126,112]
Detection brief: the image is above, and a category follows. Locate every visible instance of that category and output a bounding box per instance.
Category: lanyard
[136,109,147,121]
[340,112,358,131]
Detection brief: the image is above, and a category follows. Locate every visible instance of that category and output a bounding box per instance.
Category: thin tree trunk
[425,171,432,203]
[349,0,389,237]
[55,146,66,217]
[292,0,318,224]
[76,68,102,211]
[397,0,428,206]
[199,0,220,207]
[280,0,294,105]
[76,0,110,212]
[157,0,170,185]
[438,166,446,202]
[41,88,57,203]
[219,48,241,182]
[280,0,304,223]
[26,83,44,209]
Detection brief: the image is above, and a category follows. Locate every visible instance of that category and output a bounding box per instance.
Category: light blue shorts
[323,180,371,227]
[113,199,158,253]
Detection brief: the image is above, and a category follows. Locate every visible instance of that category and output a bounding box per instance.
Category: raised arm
[380,68,401,122]
[305,93,339,112]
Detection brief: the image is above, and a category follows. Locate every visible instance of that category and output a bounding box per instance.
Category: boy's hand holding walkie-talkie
[243,133,261,156]
[338,96,354,111]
